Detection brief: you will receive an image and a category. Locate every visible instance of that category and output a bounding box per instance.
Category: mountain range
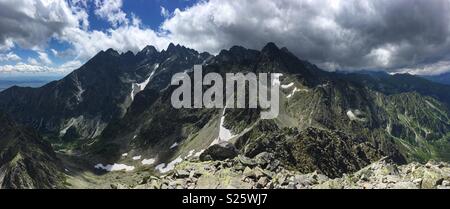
[0,77,58,92]
[422,72,450,85]
[0,43,449,188]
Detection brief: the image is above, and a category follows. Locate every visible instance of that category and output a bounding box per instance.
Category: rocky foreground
[125,153,450,189]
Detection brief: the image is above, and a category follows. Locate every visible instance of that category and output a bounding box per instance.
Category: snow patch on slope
[59,118,76,136]
[186,150,195,159]
[286,87,308,98]
[130,84,136,101]
[130,63,159,101]
[346,109,366,122]
[281,82,294,89]
[136,77,151,92]
[94,163,135,172]
[72,74,85,103]
[142,158,155,165]
[194,149,205,157]
[170,142,179,149]
[155,156,183,173]
[346,110,358,120]
[218,107,234,142]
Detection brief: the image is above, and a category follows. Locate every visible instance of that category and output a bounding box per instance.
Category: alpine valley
[0,43,449,189]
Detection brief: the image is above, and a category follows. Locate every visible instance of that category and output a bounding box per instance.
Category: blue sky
[87,0,199,31]
[1,0,450,76]
[0,0,200,76]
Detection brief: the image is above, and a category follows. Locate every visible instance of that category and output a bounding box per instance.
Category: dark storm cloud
[163,0,450,74]
[2,0,450,75]
[0,0,72,50]
[333,0,450,69]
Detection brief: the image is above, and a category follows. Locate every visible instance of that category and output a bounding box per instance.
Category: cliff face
[0,112,64,189]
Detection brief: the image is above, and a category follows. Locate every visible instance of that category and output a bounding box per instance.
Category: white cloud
[395,60,450,76]
[0,39,14,51]
[0,63,56,73]
[161,0,450,73]
[70,0,90,31]
[27,58,39,65]
[59,23,169,60]
[59,59,82,70]
[160,6,170,18]
[3,0,450,75]
[94,0,128,27]
[0,0,168,73]
[0,59,81,74]
[51,49,58,56]
[0,52,21,62]
[37,51,52,65]
[56,0,170,60]
[71,0,88,8]
[0,0,81,49]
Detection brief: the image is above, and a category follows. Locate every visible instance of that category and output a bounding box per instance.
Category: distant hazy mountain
[422,72,450,85]
[0,76,60,92]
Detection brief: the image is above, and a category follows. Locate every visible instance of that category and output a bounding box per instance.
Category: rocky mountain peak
[215,45,259,64]
[229,45,249,53]
[121,50,135,56]
[104,48,120,56]
[161,43,199,58]
[120,51,136,60]
[261,42,280,55]
[138,45,158,56]
[166,43,182,53]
